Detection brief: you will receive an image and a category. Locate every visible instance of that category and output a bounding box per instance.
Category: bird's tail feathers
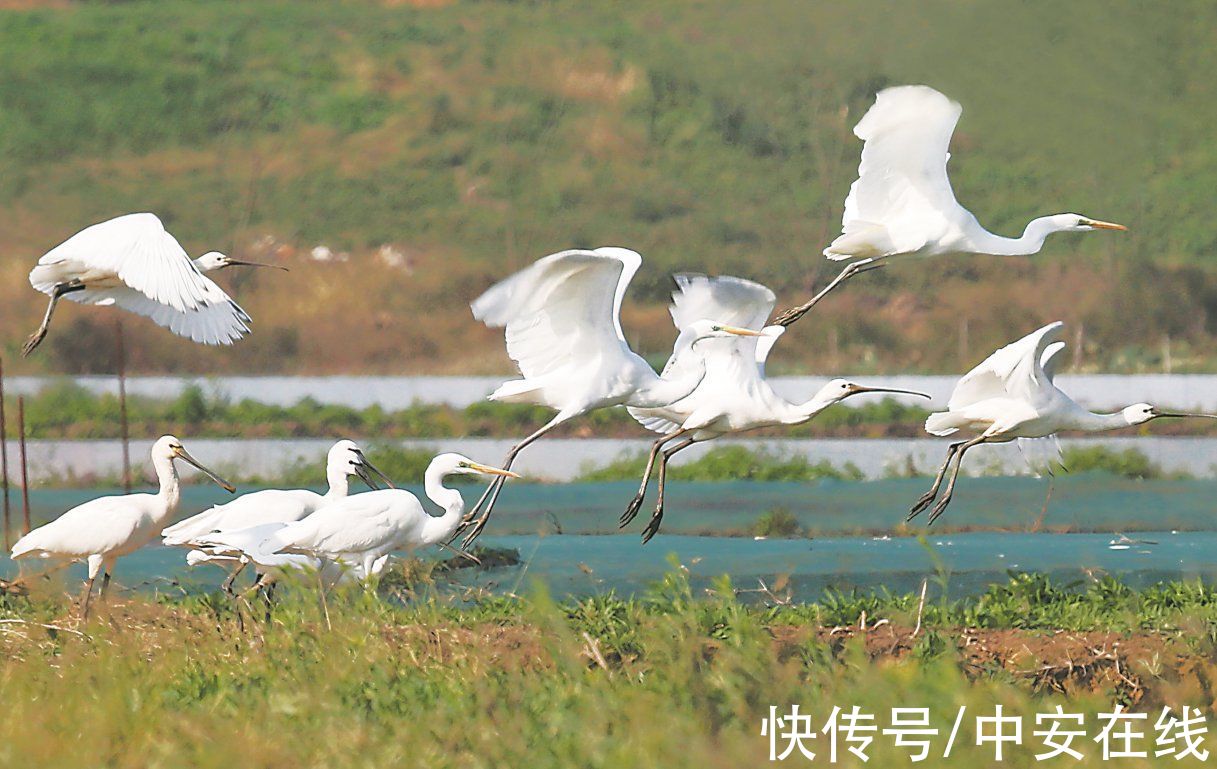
[823,221,889,260]
[924,412,960,437]
[488,379,546,405]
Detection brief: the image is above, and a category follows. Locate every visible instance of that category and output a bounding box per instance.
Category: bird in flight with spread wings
[909,321,1217,525]
[775,85,1126,326]
[23,212,285,356]
[625,274,928,541]
[458,248,762,546]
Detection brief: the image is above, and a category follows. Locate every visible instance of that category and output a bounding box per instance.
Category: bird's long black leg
[641,439,696,544]
[460,418,565,548]
[621,429,691,528]
[927,436,988,525]
[773,258,884,327]
[907,442,965,521]
[23,280,86,357]
[78,576,96,620]
[220,562,247,596]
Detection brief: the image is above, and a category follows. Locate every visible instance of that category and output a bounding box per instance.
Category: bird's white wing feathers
[29,213,251,345]
[628,275,776,435]
[274,490,422,556]
[947,321,1066,410]
[472,249,637,382]
[755,325,786,377]
[162,489,321,546]
[11,494,153,559]
[1040,341,1067,382]
[830,85,964,258]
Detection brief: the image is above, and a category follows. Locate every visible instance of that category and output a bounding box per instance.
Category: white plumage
[911,322,1217,524]
[9,436,234,617]
[459,249,761,545]
[271,453,517,578]
[775,85,1126,326]
[23,213,258,355]
[162,439,391,589]
[623,274,928,541]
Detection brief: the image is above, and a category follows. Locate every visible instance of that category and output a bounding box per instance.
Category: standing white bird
[9,436,234,617]
[774,85,1126,326]
[459,248,761,545]
[23,212,285,356]
[909,321,1217,524]
[625,274,929,541]
[271,453,518,577]
[162,439,392,592]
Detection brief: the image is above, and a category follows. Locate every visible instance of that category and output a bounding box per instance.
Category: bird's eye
[711,325,722,331]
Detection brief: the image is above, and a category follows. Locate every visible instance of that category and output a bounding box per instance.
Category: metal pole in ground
[17,396,29,535]
[0,356,9,551]
[116,319,131,493]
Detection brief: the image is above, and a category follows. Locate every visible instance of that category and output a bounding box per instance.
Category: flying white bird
[625,274,929,541]
[775,85,1126,325]
[162,439,392,592]
[459,248,761,545]
[23,212,285,356]
[9,436,234,617]
[909,321,1217,524]
[271,453,518,578]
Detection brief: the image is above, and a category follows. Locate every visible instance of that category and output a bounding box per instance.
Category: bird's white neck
[786,392,840,425]
[323,464,351,500]
[421,463,466,545]
[967,216,1069,256]
[630,328,708,408]
[1064,409,1131,433]
[152,454,182,520]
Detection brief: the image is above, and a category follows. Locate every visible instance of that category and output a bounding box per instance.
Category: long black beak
[175,448,236,493]
[1154,412,1217,420]
[228,259,289,272]
[851,386,932,399]
[354,450,396,489]
[353,463,380,491]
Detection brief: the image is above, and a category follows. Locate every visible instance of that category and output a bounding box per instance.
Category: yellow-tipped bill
[471,462,521,479]
[718,324,763,337]
[1082,218,1128,231]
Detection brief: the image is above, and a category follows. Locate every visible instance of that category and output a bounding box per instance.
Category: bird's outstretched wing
[1040,341,1067,382]
[628,275,775,434]
[472,248,639,382]
[828,85,964,259]
[29,213,251,345]
[948,321,1066,410]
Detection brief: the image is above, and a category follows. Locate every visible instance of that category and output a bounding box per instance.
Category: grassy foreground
[3,570,1217,767]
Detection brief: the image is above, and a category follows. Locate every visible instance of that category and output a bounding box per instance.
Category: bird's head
[813,379,933,406]
[1122,403,1217,426]
[154,435,236,492]
[328,439,395,489]
[1053,214,1128,233]
[194,251,289,273]
[433,453,521,479]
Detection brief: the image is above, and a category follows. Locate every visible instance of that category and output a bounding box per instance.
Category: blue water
[3,530,1214,602]
[4,478,1216,600]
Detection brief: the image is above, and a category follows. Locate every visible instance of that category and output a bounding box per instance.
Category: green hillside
[0,0,1214,374]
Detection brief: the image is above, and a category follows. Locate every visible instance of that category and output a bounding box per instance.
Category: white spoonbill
[909,321,1217,525]
[272,453,518,577]
[459,248,761,545]
[775,85,1126,326]
[23,212,285,356]
[625,274,930,541]
[9,436,234,617]
[162,439,393,591]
